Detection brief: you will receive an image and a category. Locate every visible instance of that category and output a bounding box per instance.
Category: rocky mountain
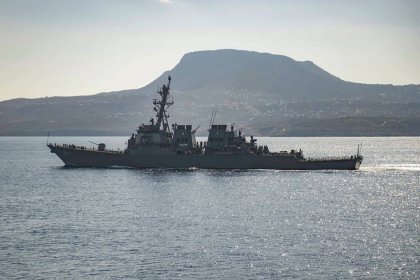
[0,49,419,136]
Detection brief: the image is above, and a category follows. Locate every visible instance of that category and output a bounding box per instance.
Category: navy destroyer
[48,76,363,170]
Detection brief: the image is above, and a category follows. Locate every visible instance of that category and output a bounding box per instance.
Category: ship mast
[153,76,173,132]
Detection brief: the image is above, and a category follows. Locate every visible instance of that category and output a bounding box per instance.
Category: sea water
[0,137,419,279]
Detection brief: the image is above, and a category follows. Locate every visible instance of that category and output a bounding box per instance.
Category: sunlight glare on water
[0,137,419,279]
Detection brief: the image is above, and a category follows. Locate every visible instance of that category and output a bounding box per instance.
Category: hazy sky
[0,0,419,101]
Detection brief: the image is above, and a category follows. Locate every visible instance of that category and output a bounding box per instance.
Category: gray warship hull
[48,145,362,170]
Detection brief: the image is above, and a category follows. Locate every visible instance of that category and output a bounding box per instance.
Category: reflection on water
[0,137,419,279]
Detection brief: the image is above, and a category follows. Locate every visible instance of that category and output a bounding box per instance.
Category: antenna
[356,144,362,157]
[208,107,215,130]
[208,106,218,129]
[153,75,173,132]
[47,132,50,145]
[211,107,217,126]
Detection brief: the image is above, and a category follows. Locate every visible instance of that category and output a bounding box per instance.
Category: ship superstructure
[48,77,363,170]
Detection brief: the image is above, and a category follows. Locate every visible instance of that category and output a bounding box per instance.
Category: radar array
[153,76,173,132]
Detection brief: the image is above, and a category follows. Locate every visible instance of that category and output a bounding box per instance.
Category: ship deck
[48,143,125,154]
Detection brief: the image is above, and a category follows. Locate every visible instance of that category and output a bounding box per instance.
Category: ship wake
[361,164,420,172]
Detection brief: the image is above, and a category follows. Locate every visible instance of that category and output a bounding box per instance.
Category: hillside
[0,49,419,136]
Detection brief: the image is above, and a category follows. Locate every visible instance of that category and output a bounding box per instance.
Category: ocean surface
[0,137,419,279]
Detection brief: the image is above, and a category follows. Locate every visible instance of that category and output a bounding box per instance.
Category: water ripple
[0,137,419,279]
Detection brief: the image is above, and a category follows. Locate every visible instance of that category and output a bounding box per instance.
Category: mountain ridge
[0,49,419,136]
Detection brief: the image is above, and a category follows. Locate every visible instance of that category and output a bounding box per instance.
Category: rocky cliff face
[1,49,419,136]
